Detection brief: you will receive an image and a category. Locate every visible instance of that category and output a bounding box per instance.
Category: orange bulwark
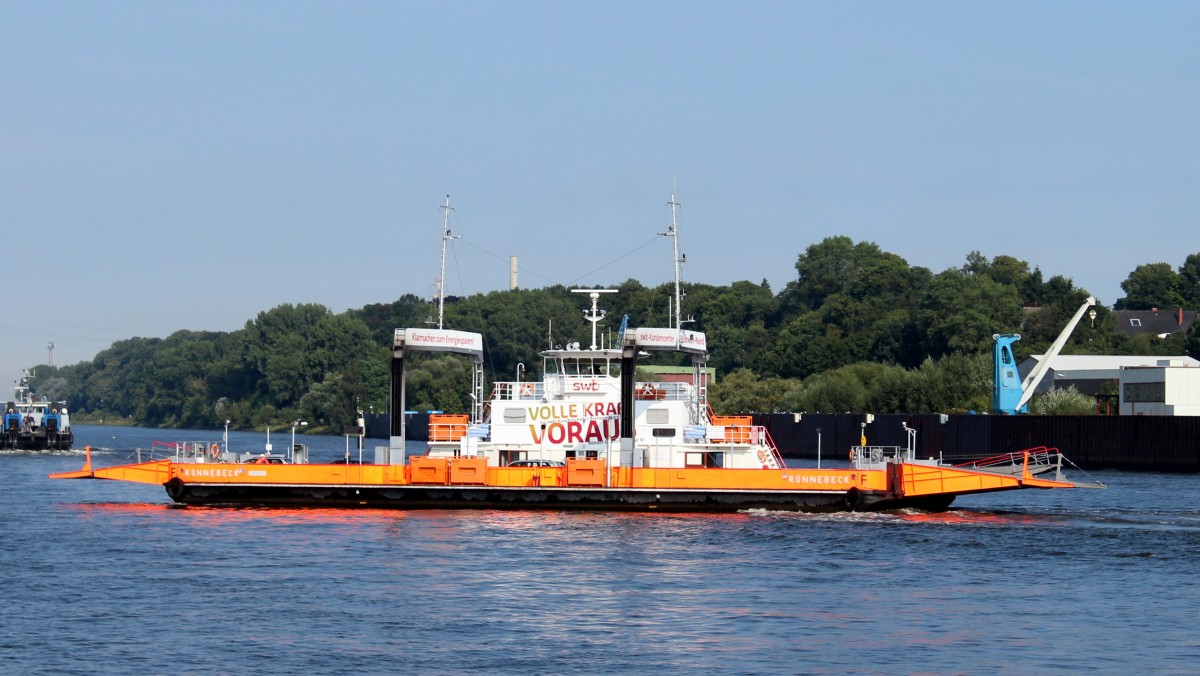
[428,414,469,442]
[49,444,1096,513]
[710,416,753,443]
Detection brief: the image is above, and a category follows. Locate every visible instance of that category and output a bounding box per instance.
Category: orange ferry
[51,296,1097,513]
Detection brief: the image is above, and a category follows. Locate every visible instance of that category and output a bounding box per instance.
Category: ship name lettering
[528,418,620,445]
[784,473,850,486]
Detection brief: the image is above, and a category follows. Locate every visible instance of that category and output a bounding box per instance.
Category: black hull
[164,481,956,513]
[1,431,74,451]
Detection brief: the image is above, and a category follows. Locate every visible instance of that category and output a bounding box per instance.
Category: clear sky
[3,1,1198,391]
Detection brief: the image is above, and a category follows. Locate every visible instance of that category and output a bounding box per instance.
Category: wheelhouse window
[500,450,527,465]
[565,449,603,460]
[685,451,723,468]
[547,356,618,377]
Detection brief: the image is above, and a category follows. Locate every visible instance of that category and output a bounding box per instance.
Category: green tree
[708,368,790,414]
[963,251,1033,290]
[783,236,897,311]
[1115,263,1183,310]
[353,293,432,345]
[1033,386,1096,415]
[1184,318,1200,360]
[403,353,479,413]
[908,353,992,413]
[772,312,853,379]
[790,362,900,413]
[918,270,1024,357]
[1177,253,1200,309]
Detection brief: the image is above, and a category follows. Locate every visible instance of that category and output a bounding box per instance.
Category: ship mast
[661,193,688,333]
[437,194,459,330]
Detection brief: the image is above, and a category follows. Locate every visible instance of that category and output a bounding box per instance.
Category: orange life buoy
[209,443,221,459]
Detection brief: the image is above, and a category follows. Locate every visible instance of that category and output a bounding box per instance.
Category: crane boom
[993,296,1096,414]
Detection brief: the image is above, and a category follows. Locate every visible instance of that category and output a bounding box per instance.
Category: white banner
[396,328,484,357]
[630,328,707,353]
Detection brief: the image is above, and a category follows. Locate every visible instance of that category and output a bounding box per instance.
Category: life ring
[519,383,534,397]
[756,449,767,463]
[209,443,221,459]
[849,449,856,462]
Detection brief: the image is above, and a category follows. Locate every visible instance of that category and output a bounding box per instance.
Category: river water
[2,425,1198,675]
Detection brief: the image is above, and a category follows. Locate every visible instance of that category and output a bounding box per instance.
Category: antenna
[436,194,460,330]
[571,288,618,350]
[48,341,55,367]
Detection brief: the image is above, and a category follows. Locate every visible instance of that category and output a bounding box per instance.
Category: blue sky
[3,1,1198,390]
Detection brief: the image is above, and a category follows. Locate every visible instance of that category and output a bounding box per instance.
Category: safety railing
[850,445,909,468]
[952,446,1062,476]
[134,441,223,463]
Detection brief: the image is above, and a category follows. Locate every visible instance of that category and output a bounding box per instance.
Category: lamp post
[223,420,230,454]
[1089,308,1097,328]
[816,427,822,469]
[291,419,307,463]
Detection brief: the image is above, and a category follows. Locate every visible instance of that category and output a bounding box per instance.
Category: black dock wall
[368,412,1199,472]
[754,413,1200,472]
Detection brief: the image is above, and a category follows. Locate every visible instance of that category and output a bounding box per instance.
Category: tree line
[25,238,1200,431]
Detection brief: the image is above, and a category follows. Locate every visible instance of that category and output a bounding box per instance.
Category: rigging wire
[565,236,662,287]
[452,237,555,286]
[452,234,663,289]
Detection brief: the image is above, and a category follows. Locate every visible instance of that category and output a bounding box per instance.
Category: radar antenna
[571,288,618,350]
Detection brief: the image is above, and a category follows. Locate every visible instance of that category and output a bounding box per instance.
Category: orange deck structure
[52,443,1092,512]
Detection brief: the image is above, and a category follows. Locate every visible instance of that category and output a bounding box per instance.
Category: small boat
[4,371,73,451]
[50,200,1099,510]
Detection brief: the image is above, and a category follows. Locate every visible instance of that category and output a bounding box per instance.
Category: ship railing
[429,415,470,442]
[850,445,910,468]
[495,381,543,400]
[497,378,692,401]
[134,441,222,464]
[684,423,787,468]
[634,381,692,401]
[755,425,787,468]
[950,447,1062,476]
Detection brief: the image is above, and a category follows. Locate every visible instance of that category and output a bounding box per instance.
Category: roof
[639,365,716,375]
[1112,309,1197,338]
[639,364,716,384]
[1019,355,1200,381]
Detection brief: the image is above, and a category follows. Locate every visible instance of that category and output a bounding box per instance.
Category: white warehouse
[1120,360,1200,416]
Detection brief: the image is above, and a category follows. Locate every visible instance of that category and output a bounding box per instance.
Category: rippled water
[3,426,1199,674]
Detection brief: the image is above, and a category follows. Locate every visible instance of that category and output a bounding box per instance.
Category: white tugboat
[3,370,73,451]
